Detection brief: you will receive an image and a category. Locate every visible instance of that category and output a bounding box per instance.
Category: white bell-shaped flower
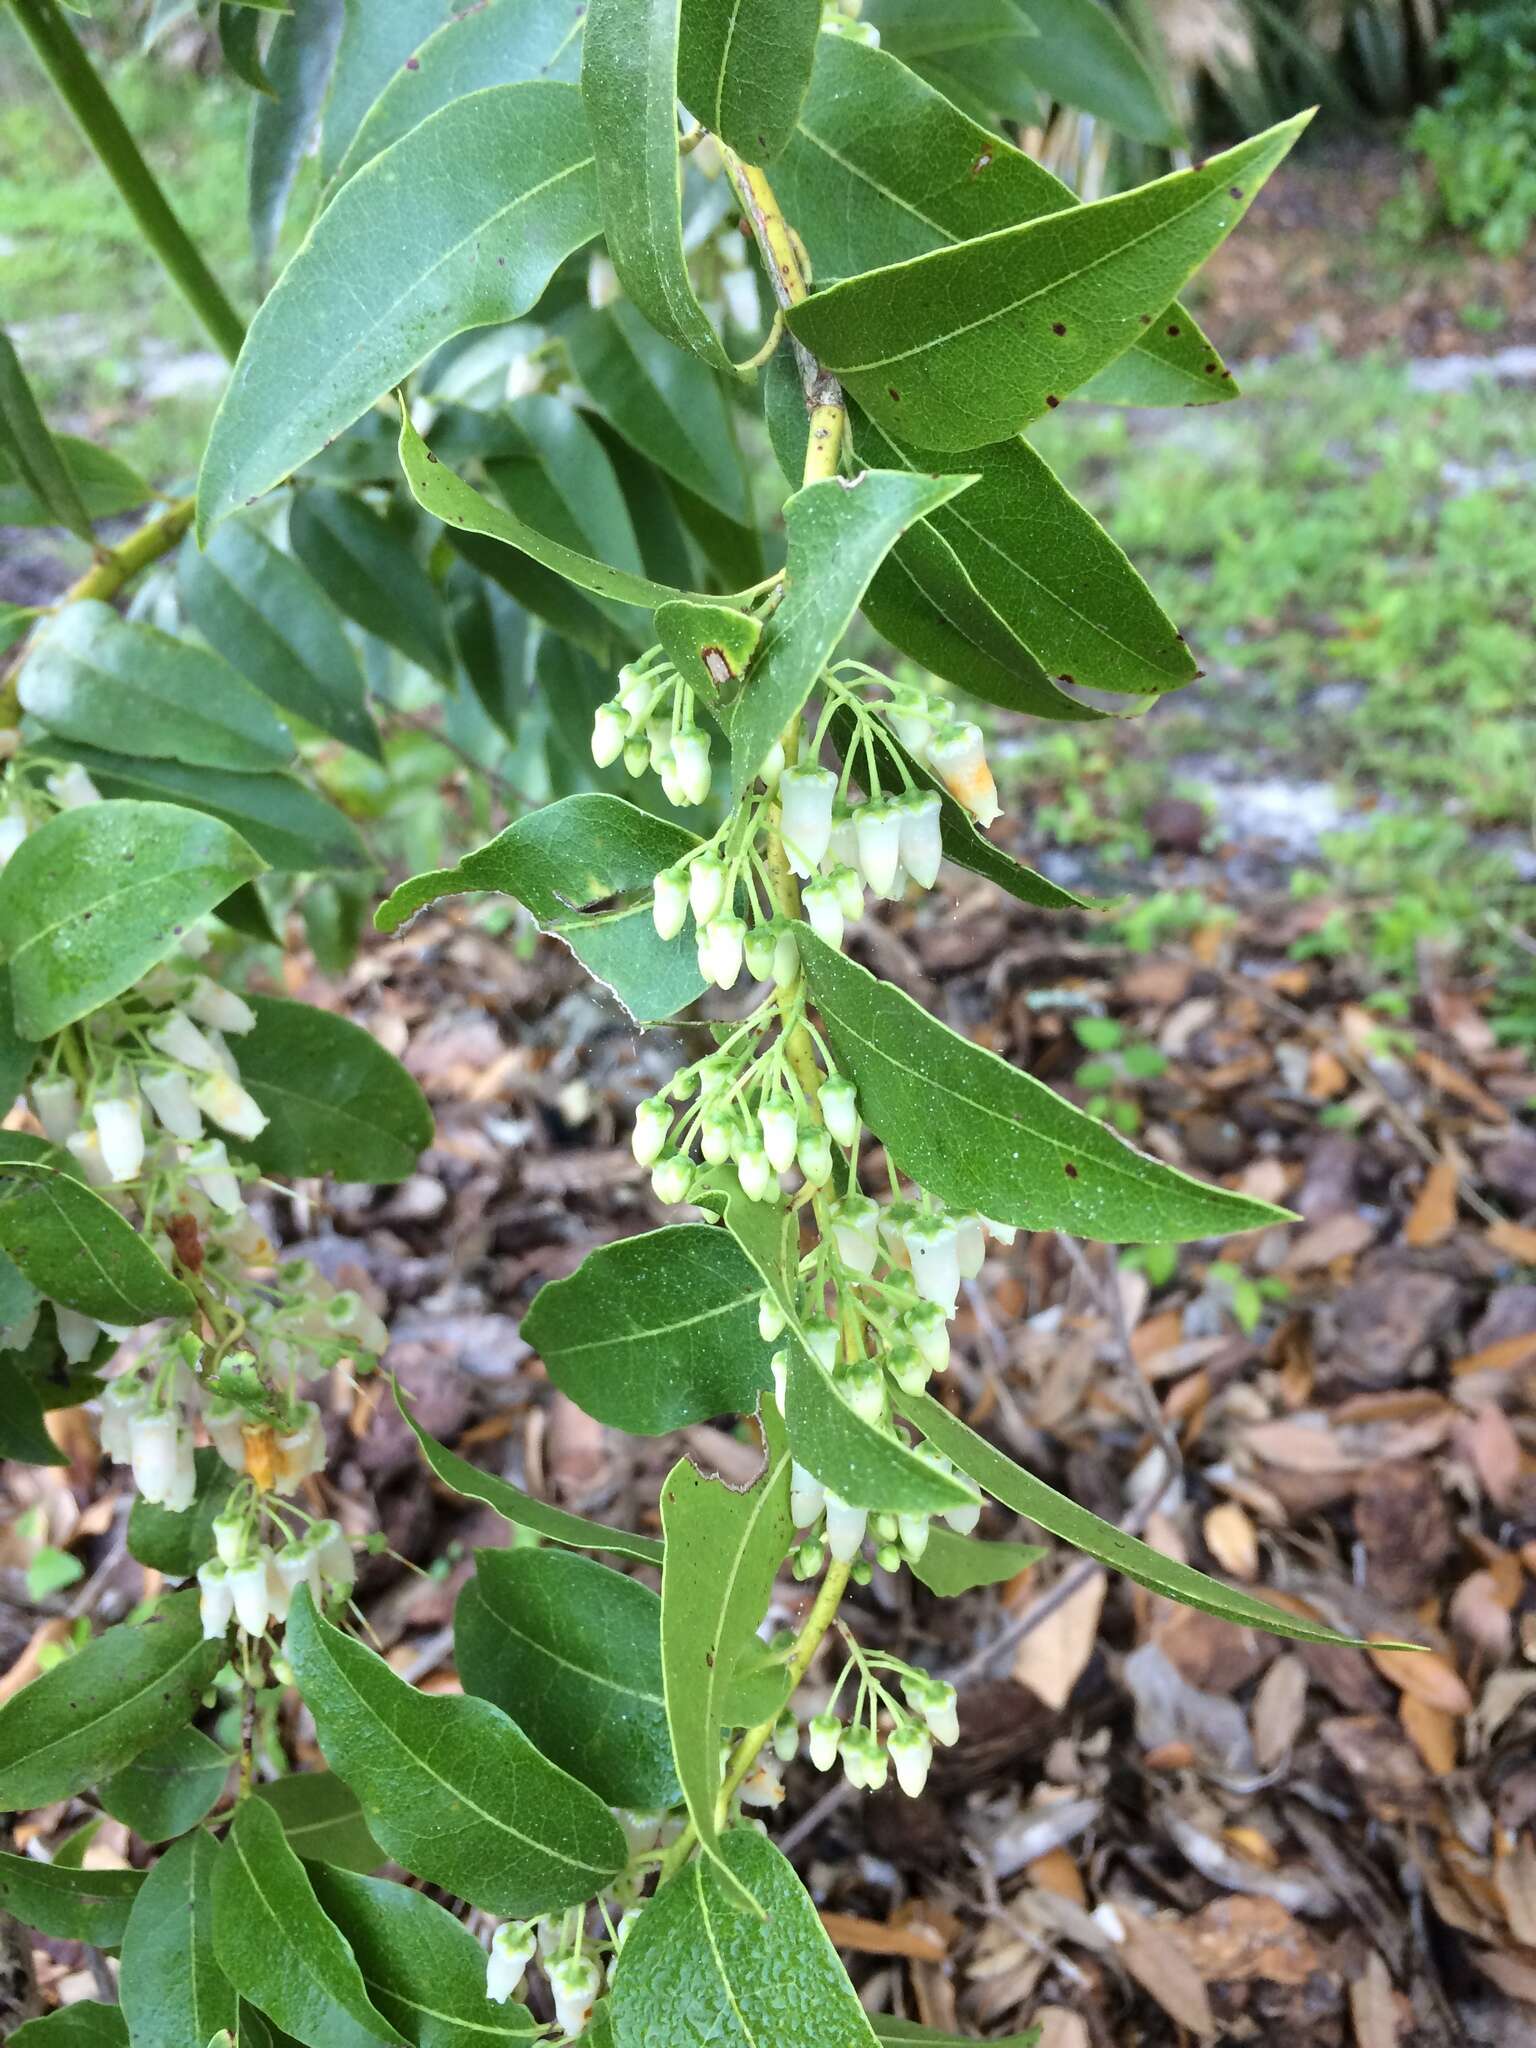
[188,977,257,1035]
[829,1195,879,1277]
[897,1511,931,1560]
[759,1101,799,1175]
[275,1539,324,1608]
[31,1076,80,1144]
[808,1712,843,1772]
[955,1215,986,1280]
[54,1306,99,1365]
[187,1138,243,1213]
[207,1400,249,1476]
[148,1011,222,1073]
[98,1376,148,1461]
[651,865,689,941]
[614,1809,664,1857]
[887,1343,930,1398]
[485,1922,537,2006]
[672,727,712,806]
[738,1754,785,1808]
[771,927,800,988]
[548,1953,602,2039]
[916,1678,960,1748]
[700,1109,736,1166]
[832,863,865,922]
[773,1711,800,1764]
[687,854,727,926]
[824,1492,867,1563]
[819,1075,859,1149]
[742,925,777,982]
[618,665,661,724]
[197,1559,234,1641]
[942,1499,982,1537]
[855,800,903,898]
[273,1402,324,1495]
[46,763,101,809]
[313,1519,356,1595]
[622,736,650,778]
[651,1154,695,1206]
[780,764,837,878]
[0,812,29,866]
[797,1123,833,1187]
[130,1408,194,1509]
[93,1093,144,1183]
[886,693,934,759]
[902,1301,950,1372]
[229,1552,274,1635]
[759,1294,787,1343]
[591,701,627,768]
[837,1363,888,1429]
[700,914,746,990]
[212,1503,248,1569]
[191,1070,268,1142]
[983,1216,1018,1247]
[898,791,943,889]
[903,1215,961,1313]
[929,721,1000,826]
[65,1129,114,1188]
[141,1065,203,1141]
[802,877,844,951]
[325,1291,390,1355]
[802,1317,838,1368]
[790,1460,826,1529]
[888,1723,934,1798]
[737,1144,773,1203]
[631,1096,672,1168]
[828,808,859,870]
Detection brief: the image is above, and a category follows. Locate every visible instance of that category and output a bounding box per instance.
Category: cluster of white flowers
[196,1504,355,1642]
[591,653,715,808]
[776,1653,957,1800]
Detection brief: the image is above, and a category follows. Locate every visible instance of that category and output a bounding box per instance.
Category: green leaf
[100,1726,233,1842]
[222,994,432,1183]
[0,799,266,1039]
[199,81,600,535]
[252,1772,385,1873]
[786,115,1310,451]
[676,0,821,162]
[0,964,38,1106]
[456,1548,678,1809]
[0,328,93,541]
[0,434,151,528]
[871,2023,1037,2048]
[398,411,690,617]
[289,491,453,679]
[307,1866,544,2046]
[774,34,1229,407]
[19,602,296,769]
[798,930,1294,1242]
[0,603,40,656]
[127,1450,240,1576]
[563,303,751,525]
[445,563,531,741]
[328,0,585,191]
[908,1527,1044,1596]
[11,2005,128,2047]
[286,1590,627,1915]
[178,521,380,759]
[0,1138,197,1324]
[581,0,730,369]
[319,0,448,185]
[375,793,706,1025]
[121,1830,237,2048]
[659,1421,792,1891]
[524,1224,776,1434]
[1007,0,1177,145]
[395,1380,664,1566]
[0,1592,227,1809]
[653,598,762,713]
[248,0,345,282]
[47,746,371,875]
[220,2,276,94]
[611,1830,878,2048]
[724,469,976,799]
[0,1357,67,1465]
[910,1391,1368,1646]
[212,1795,406,2048]
[0,1852,143,1944]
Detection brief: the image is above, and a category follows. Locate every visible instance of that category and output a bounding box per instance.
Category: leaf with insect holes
[121,1831,238,2048]
[676,0,822,163]
[786,114,1311,451]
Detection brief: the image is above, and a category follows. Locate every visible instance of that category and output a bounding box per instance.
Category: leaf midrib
[467,1582,664,1707]
[537,1287,754,1360]
[4,1619,204,1780]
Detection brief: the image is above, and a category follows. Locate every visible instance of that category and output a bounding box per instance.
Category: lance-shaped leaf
[0,1592,227,1808]
[222,995,433,1184]
[563,303,752,524]
[376,793,705,1024]
[99,1726,232,1842]
[0,1136,196,1324]
[0,1854,143,1945]
[581,0,730,369]
[319,0,448,185]
[660,1419,792,1893]
[329,0,586,190]
[219,3,276,95]
[0,434,149,528]
[723,469,976,798]
[798,931,1293,1242]
[654,597,761,712]
[253,1771,384,1874]
[911,1392,1386,1647]
[178,521,379,759]
[0,800,265,1039]
[212,1795,406,2048]
[908,1527,1045,1597]
[0,328,93,540]
[248,0,344,281]
[399,412,692,616]
[121,1831,237,2048]
[397,1382,663,1566]
[308,1867,544,2047]
[286,1588,628,1915]
[198,81,600,535]
[524,1224,776,1434]
[787,114,1311,451]
[676,0,821,163]
[0,1357,66,1465]
[11,2006,127,2047]
[456,1548,679,1809]
[1007,0,1177,146]
[610,1830,879,2048]
[774,34,1227,407]
[289,490,453,679]
[19,602,296,769]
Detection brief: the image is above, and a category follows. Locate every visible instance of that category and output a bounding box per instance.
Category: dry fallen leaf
[1403,1156,1460,1248]
[1349,1949,1401,2048]
[1368,1638,1473,1716]
[1203,1500,1259,1579]
[1399,1693,1459,1775]
[819,1912,947,1962]
[1252,1652,1310,1769]
[1111,1900,1217,2038]
[1014,1570,1105,1713]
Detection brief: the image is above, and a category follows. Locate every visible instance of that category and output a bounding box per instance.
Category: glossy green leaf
[799,930,1294,1242]
[249,0,345,281]
[1008,0,1177,145]
[611,1830,878,2048]
[0,799,265,1039]
[676,0,821,161]
[253,1771,385,1873]
[100,1726,232,1841]
[177,521,379,758]
[0,1356,67,1464]
[0,1136,197,1323]
[0,328,93,540]
[19,602,295,768]
[0,433,151,528]
[199,82,600,536]
[660,1419,792,1892]
[287,1589,628,1914]
[121,1830,237,2048]
[212,1795,405,2048]
[908,1527,1045,1597]
[456,1548,678,1809]
[47,746,370,875]
[787,115,1309,450]
[0,1853,142,1945]
[581,0,730,368]
[396,1381,664,1566]
[220,2,276,94]
[319,0,448,184]
[871,2022,1037,2048]
[11,2005,128,2047]
[399,411,690,616]
[127,1451,239,1576]
[525,1224,776,1434]
[329,0,585,190]
[289,491,453,678]
[775,34,1228,406]
[910,1392,1368,1645]
[222,994,432,1183]
[445,563,531,741]
[0,965,36,1105]
[375,793,705,1024]
[0,1592,227,1809]
[563,303,751,524]
[308,1867,544,2047]
[724,469,975,798]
